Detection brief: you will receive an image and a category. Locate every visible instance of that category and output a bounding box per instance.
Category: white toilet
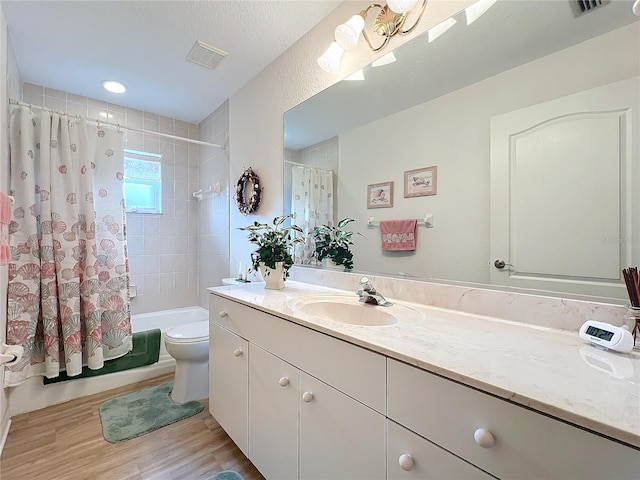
[164,320,209,403]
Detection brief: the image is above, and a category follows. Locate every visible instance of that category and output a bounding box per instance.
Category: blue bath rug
[206,471,244,480]
[99,381,203,443]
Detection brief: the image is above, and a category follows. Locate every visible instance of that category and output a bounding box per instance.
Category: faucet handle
[359,277,374,291]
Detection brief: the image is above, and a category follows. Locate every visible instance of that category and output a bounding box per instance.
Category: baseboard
[0,417,11,457]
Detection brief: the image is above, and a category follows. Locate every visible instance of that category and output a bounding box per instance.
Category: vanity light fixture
[318,0,428,73]
[428,17,457,43]
[101,80,127,94]
[344,69,365,81]
[371,52,397,67]
[465,0,497,25]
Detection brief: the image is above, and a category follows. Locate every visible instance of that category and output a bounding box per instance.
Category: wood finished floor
[0,374,265,480]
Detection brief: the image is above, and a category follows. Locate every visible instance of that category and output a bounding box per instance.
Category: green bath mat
[44,328,161,384]
[99,381,203,443]
[206,472,244,480]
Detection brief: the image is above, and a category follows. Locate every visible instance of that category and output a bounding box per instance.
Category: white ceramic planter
[260,261,285,290]
[322,258,343,270]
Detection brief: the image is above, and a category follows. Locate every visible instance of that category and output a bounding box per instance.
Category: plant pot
[322,258,343,271]
[259,261,286,290]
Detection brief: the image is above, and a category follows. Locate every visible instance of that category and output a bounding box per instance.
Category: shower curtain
[290,165,334,265]
[5,106,132,387]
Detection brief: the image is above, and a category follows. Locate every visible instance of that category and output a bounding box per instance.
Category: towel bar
[367,214,434,228]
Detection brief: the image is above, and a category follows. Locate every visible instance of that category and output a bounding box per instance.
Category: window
[123,149,162,214]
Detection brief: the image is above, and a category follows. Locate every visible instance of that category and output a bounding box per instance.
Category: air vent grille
[186,40,228,70]
[574,0,609,16]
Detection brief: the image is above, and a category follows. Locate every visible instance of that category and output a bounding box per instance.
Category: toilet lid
[165,321,209,343]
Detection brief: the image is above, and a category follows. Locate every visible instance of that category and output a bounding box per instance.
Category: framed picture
[367,181,394,209]
[404,166,437,198]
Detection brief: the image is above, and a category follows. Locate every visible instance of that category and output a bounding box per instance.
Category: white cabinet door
[490,77,639,298]
[209,322,249,456]
[248,344,299,480]
[388,420,492,480]
[299,372,385,480]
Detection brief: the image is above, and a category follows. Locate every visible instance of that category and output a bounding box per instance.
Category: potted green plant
[239,214,305,289]
[313,218,362,271]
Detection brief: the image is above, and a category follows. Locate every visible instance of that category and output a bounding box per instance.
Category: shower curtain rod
[285,160,332,171]
[9,98,225,150]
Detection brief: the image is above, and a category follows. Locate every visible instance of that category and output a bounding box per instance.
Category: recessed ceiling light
[102,80,127,94]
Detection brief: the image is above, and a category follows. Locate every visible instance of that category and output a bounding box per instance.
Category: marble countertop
[208,281,640,449]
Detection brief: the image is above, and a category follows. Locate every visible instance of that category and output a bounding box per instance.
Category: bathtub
[131,306,209,358]
[8,306,209,416]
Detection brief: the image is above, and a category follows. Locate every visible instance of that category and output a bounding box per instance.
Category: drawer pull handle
[219,311,228,318]
[302,391,314,403]
[474,428,495,448]
[233,349,243,357]
[279,377,289,387]
[398,454,414,471]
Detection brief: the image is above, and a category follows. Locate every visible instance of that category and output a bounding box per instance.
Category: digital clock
[579,320,634,353]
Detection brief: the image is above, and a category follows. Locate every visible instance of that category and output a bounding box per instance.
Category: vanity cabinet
[387,420,492,480]
[299,372,385,480]
[210,294,386,480]
[387,358,640,480]
[209,322,249,456]
[210,291,639,480]
[248,344,298,480]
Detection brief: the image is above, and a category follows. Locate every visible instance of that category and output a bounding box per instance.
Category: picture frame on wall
[404,166,437,198]
[367,181,394,209]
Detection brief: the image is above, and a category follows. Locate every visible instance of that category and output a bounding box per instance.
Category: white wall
[21,83,201,314]
[228,0,474,276]
[198,101,230,306]
[338,22,640,282]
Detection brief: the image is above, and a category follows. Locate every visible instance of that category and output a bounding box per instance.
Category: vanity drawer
[387,358,639,479]
[388,420,492,480]
[210,293,386,414]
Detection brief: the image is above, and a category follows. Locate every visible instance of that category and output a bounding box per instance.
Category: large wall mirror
[284,0,640,303]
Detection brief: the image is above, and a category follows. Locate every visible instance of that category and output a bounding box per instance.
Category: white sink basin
[287,295,422,327]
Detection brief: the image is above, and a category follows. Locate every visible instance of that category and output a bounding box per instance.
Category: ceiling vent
[573,0,610,16]
[186,40,228,70]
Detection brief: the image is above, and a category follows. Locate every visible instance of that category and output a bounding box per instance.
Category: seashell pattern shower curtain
[290,165,334,265]
[5,106,132,386]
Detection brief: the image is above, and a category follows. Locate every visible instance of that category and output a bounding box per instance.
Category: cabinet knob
[474,428,495,448]
[279,377,289,387]
[302,391,314,403]
[398,454,414,471]
[219,311,228,318]
[233,349,243,357]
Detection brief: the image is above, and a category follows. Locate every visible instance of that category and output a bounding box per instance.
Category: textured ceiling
[2,0,341,123]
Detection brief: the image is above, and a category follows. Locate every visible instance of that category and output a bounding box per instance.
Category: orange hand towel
[380,219,417,251]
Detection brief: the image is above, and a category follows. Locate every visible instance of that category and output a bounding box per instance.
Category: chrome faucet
[356,277,393,306]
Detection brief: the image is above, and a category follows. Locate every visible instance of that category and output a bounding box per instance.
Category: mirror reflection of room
[284,0,640,301]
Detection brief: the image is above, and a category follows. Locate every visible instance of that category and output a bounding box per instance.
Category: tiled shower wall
[21,83,200,314]
[198,100,229,307]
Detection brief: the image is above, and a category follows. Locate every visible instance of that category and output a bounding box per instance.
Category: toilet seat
[165,321,209,343]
